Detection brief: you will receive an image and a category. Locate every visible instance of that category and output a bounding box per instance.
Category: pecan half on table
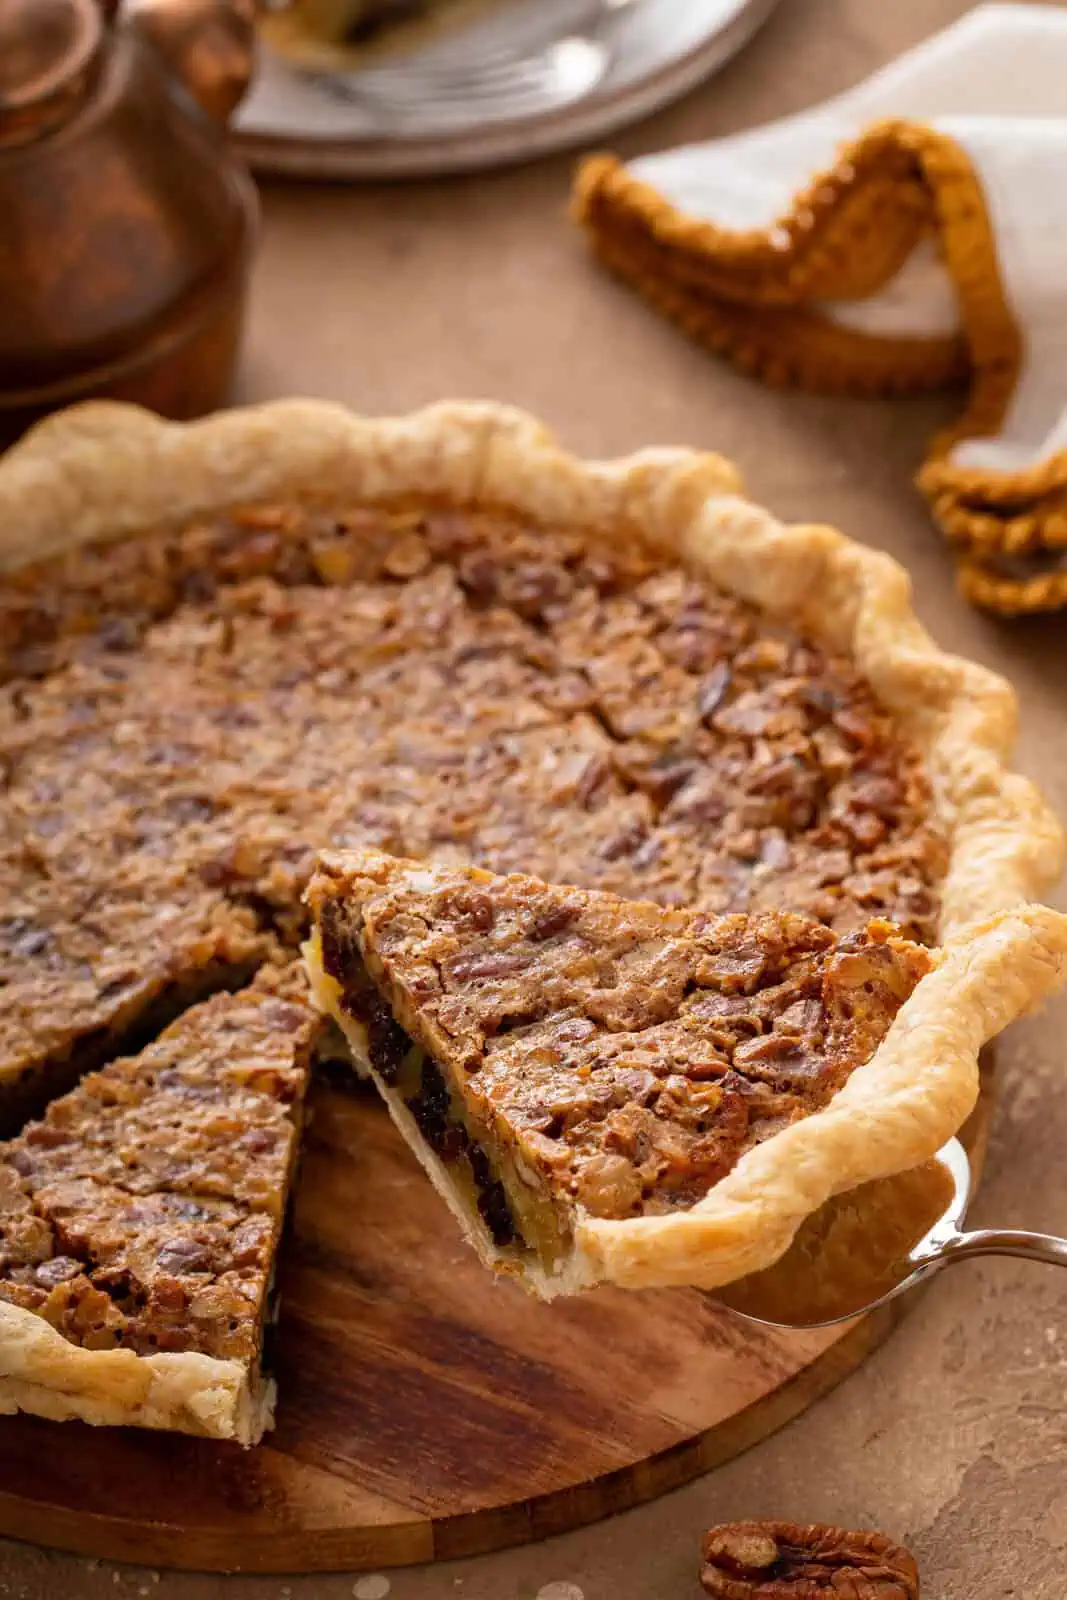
[700,1522,920,1599]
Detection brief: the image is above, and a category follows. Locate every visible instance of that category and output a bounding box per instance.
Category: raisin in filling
[412,1056,518,1249]
[405,1044,519,1250]
[320,915,522,1254]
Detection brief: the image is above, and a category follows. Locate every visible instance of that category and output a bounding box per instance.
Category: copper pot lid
[0,0,104,148]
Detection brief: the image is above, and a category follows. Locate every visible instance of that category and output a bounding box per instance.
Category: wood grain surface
[0,1059,994,1575]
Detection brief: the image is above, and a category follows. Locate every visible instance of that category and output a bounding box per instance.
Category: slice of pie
[265,0,487,63]
[287,0,450,44]
[0,966,318,1442]
[304,849,935,1297]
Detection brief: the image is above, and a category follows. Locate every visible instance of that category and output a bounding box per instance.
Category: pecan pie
[306,850,934,1294]
[0,966,318,1441]
[0,399,1062,1378]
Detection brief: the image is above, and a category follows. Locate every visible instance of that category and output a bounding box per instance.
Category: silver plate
[236,0,783,180]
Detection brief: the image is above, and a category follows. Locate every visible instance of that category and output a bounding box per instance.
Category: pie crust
[0,1316,265,1441]
[0,397,1064,1308]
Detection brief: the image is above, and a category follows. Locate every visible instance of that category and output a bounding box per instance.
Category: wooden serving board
[0,1065,993,1575]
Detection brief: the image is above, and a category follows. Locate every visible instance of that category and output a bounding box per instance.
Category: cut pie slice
[0,966,319,1442]
[265,0,486,64]
[287,0,449,43]
[304,850,949,1297]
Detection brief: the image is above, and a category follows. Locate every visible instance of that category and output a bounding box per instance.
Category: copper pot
[0,0,260,446]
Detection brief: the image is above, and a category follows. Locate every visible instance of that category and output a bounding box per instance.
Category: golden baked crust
[0,398,1064,1298]
[0,1315,264,1440]
[580,902,1067,1290]
[0,498,949,951]
[0,398,1058,941]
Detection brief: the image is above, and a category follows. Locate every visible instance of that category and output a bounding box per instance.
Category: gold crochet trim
[573,120,1067,617]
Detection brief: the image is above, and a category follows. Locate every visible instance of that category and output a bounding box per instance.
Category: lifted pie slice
[0,967,318,1442]
[305,851,940,1298]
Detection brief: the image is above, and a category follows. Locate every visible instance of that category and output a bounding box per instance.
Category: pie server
[713,1137,1067,1330]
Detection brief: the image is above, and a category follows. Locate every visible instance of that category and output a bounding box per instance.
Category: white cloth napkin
[575,5,1067,614]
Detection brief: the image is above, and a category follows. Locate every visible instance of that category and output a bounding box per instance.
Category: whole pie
[0,398,1063,1430]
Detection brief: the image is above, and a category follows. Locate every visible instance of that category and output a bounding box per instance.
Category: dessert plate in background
[236,0,784,179]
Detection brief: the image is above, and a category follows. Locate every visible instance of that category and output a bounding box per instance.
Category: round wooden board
[0,1058,994,1575]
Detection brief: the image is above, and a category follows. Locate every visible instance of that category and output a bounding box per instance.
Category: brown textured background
[4,0,1067,1595]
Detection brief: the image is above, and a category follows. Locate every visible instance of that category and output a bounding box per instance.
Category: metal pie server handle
[713,1137,1067,1330]
[927,1225,1067,1271]
[845,1220,1067,1326]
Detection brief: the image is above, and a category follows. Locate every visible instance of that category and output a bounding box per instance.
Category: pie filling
[0,969,319,1432]
[0,955,263,1139]
[0,497,946,1139]
[390,1041,548,1261]
[0,492,948,1331]
[306,854,933,1290]
[307,928,561,1270]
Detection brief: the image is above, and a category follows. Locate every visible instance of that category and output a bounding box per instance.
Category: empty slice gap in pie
[0,966,318,1442]
[304,849,932,1298]
[0,924,268,1143]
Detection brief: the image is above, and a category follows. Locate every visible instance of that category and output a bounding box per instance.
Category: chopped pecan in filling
[0,968,318,1363]
[0,501,946,1119]
[307,853,931,1279]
